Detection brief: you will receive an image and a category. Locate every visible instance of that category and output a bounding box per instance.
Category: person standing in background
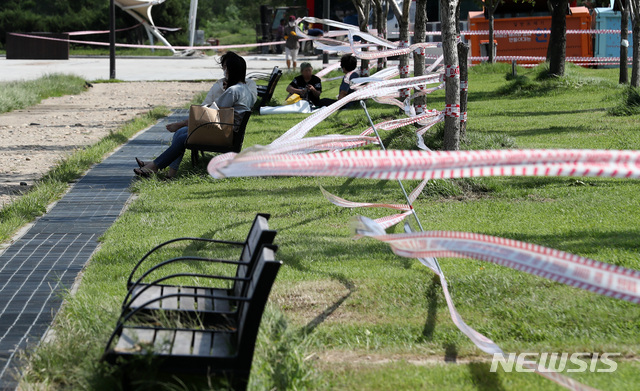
[283,15,300,70]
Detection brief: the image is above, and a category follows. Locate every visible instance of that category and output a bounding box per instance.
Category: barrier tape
[460,80,468,91]
[360,110,441,136]
[461,29,624,36]
[7,31,291,51]
[208,148,640,181]
[239,135,379,159]
[373,211,414,229]
[320,186,411,211]
[416,113,445,136]
[461,112,468,123]
[271,74,444,145]
[444,104,461,118]
[445,65,460,78]
[354,217,605,391]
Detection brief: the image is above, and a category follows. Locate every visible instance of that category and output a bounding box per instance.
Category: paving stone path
[0,110,187,390]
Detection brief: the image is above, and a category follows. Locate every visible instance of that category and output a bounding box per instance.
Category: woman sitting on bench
[134,52,257,179]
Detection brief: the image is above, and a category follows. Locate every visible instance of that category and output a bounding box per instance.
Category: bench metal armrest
[127,237,245,287]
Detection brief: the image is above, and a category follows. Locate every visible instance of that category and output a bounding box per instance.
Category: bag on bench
[187,104,235,147]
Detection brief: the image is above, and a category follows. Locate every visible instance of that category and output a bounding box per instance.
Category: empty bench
[121,213,276,323]
[103,245,281,390]
[249,66,283,108]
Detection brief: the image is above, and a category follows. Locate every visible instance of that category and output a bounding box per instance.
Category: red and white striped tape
[320,186,411,211]
[445,65,460,78]
[444,104,461,118]
[272,74,443,145]
[360,110,441,136]
[354,216,605,391]
[356,222,640,304]
[416,113,445,136]
[208,149,640,181]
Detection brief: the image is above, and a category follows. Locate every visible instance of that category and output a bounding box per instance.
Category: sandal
[135,157,146,168]
[133,167,154,178]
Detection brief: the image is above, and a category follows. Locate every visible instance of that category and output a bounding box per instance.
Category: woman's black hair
[219,51,246,88]
[340,54,358,72]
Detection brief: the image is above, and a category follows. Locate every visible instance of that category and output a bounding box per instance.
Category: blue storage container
[594,1,633,68]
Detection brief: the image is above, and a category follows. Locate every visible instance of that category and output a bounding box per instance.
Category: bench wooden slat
[154,329,174,354]
[172,330,193,355]
[180,287,196,310]
[162,286,179,309]
[212,332,232,357]
[130,285,162,309]
[115,328,154,353]
[192,331,212,356]
[212,288,230,312]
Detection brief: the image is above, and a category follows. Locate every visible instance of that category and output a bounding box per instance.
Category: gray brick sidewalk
[0,110,188,390]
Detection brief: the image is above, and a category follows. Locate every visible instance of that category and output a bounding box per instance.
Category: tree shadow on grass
[468,362,506,391]
[418,274,441,343]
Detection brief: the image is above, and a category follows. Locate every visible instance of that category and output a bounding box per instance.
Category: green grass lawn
[16,64,640,390]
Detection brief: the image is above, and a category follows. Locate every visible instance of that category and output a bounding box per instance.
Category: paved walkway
[0,54,325,82]
[0,110,188,390]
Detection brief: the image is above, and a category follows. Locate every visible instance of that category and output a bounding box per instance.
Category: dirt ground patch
[0,81,210,208]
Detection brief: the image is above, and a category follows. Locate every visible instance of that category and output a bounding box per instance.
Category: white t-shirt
[202,78,258,107]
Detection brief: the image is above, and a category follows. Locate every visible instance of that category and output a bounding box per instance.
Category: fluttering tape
[360,110,441,137]
[272,74,443,146]
[355,217,604,391]
[208,149,640,181]
[320,186,410,211]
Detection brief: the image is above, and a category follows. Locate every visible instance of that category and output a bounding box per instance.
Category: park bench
[184,110,252,165]
[103,245,282,390]
[122,213,276,324]
[249,66,283,108]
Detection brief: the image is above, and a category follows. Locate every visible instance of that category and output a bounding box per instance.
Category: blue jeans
[154,126,188,171]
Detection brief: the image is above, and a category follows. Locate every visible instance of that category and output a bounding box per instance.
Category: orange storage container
[468,7,592,65]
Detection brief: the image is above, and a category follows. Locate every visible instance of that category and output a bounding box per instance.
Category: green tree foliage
[1,0,307,48]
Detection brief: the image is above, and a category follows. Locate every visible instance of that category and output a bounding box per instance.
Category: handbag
[187,105,235,147]
[284,93,302,105]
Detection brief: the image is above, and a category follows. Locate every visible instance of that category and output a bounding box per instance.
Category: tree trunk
[414,0,428,113]
[399,0,412,76]
[488,0,496,63]
[632,19,640,86]
[547,0,568,77]
[458,42,469,141]
[441,0,460,151]
[373,0,388,70]
[620,0,629,84]
[352,0,371,76]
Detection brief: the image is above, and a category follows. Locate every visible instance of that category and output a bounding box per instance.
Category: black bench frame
[103,245,282,391]
[250,66,282,108]
[122,214,276,322]
[184,110,252,165]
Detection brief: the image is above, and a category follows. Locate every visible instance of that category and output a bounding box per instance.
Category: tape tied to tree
[445,65,460,78]
[461,112,468,123]
[444,104,461,118]
[460,80,468,91]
